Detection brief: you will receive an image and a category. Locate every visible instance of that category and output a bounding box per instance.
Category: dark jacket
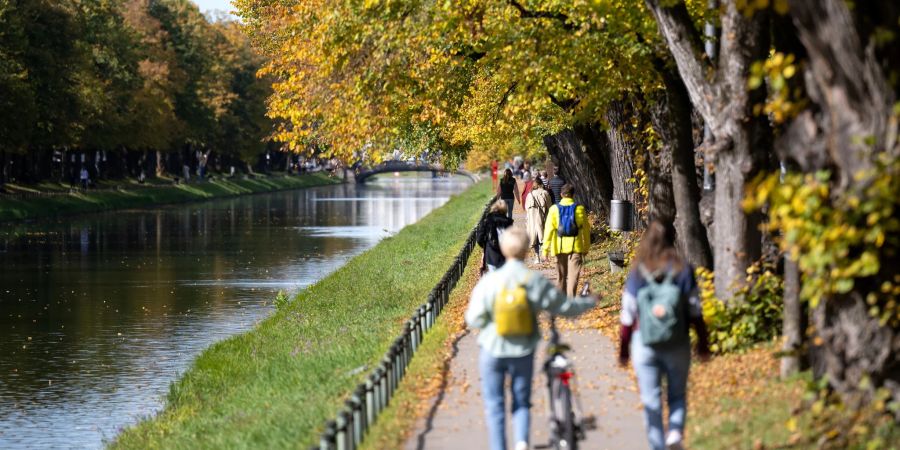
[548,176,566,204]
[477,212,514,268]
[499,177,517,200]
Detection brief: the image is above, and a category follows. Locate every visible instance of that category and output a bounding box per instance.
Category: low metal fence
[313,198,492,450]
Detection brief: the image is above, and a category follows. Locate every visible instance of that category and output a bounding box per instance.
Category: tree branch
[506,0,574,31]
[548,93,578,112]
[495,81,519,118]
[644,0,717,127]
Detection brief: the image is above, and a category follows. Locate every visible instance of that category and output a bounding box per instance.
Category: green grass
[111,180,493,449]
[359,250,482,449]
[0,173,341,222]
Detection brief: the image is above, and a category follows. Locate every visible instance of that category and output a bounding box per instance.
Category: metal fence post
[336,411,348,450]
[365,376,375,426]
[382,353,394,402]
[416,306,427,344]
[350,387,364,445]
[321,420,337,450]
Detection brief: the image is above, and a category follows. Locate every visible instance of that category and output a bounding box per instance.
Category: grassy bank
[0,172,340,222]
[111,180,493,449]
[360,249,483,449]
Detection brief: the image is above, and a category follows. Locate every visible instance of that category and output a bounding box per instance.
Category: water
[0,175,472,449]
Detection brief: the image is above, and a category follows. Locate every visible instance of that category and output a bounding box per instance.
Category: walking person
[477,200,514,272]
[524,179,552,264]
[618,220,711,450]
[520,171,534,207]
[466,228,596,450]
[497,168,520,220]
[79,167,90,190]
[547,171,566,205]
[542,184,590,297]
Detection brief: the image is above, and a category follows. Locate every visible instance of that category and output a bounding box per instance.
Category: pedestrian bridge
[354,161,479,184]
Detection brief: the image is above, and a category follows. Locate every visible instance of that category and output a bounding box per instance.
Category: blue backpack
[557,203,579,237]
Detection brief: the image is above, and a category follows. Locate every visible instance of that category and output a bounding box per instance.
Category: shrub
[274,290,291,310]
[696,263,784,353]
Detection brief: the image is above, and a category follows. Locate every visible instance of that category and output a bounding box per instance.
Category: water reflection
[0,175,471,449]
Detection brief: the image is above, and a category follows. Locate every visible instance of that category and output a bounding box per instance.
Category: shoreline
[0,172,343,224]
[110,180,493,449]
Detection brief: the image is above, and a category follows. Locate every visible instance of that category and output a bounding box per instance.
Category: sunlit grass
[110,180,493,449]
[0,173,340,222]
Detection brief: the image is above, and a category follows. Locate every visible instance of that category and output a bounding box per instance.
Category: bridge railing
[312,197,493,450]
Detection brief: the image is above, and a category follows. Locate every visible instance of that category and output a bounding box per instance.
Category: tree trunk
[776,0,900,403]
[645,0,770,298]
[156,150,165,177]
[542,126,613,216]
[781,254,806,377]
[650,65,714,269]
[605,100,639,208]
[0,149,6,187]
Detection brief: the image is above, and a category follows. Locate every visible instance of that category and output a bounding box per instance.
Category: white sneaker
[514,441,529,450]
[665,430,684,450]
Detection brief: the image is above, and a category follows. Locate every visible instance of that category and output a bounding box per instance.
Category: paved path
[406,203,647,450]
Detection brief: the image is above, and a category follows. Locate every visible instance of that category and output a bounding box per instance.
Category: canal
[0,175,472,449]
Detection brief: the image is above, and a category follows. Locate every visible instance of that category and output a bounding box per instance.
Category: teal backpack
[636,265,686,346]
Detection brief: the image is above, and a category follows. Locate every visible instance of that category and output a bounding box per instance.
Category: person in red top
[618,220,710,450]
[519,171,534,206]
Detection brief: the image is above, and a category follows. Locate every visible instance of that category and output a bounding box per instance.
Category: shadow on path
[413,327,471,450]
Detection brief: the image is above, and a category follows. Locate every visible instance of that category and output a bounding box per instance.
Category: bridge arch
[354,162,479,184]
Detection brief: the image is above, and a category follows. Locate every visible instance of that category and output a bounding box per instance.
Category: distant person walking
[547,172,566,204]
[520,171,534,207]
[542,184,589,297]
[79,167,89,190]
[618,220,710,450]
[477,200,514,272]
[497,169,520,220]
[524,179,552,263]
[466,228,596,450]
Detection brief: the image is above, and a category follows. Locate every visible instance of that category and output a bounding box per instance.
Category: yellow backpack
[494,280,534,337]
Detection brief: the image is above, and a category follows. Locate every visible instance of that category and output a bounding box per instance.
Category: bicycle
[541,283,596,450]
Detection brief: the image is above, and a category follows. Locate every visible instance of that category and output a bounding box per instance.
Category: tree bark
[605,100,638,207]
[645,0,771,298]
[650,65,714,269]
[156,150,165,177]
[777,0,900,403]
[781,254,806,377]
[542,125,613,216]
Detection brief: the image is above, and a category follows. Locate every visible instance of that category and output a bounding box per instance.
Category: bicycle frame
[542,315,587,450]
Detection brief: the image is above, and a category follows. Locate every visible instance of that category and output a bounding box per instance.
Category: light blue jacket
[465,259,595,358]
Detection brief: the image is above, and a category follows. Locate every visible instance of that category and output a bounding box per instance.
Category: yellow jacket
[542,198,590,256]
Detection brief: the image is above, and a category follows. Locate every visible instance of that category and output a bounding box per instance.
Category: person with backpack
[466,228,596,450]
[497,168,520,220]
[477,200,514,272]
[542,184,590,297]
[524,179,552,264]
[618,220,711,450]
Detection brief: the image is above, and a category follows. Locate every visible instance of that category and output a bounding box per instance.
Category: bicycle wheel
[551,378,577,450]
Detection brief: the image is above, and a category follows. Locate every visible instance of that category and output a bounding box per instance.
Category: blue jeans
[503,199,514,219]
[631,337,691,450]
[479,350,534,450]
